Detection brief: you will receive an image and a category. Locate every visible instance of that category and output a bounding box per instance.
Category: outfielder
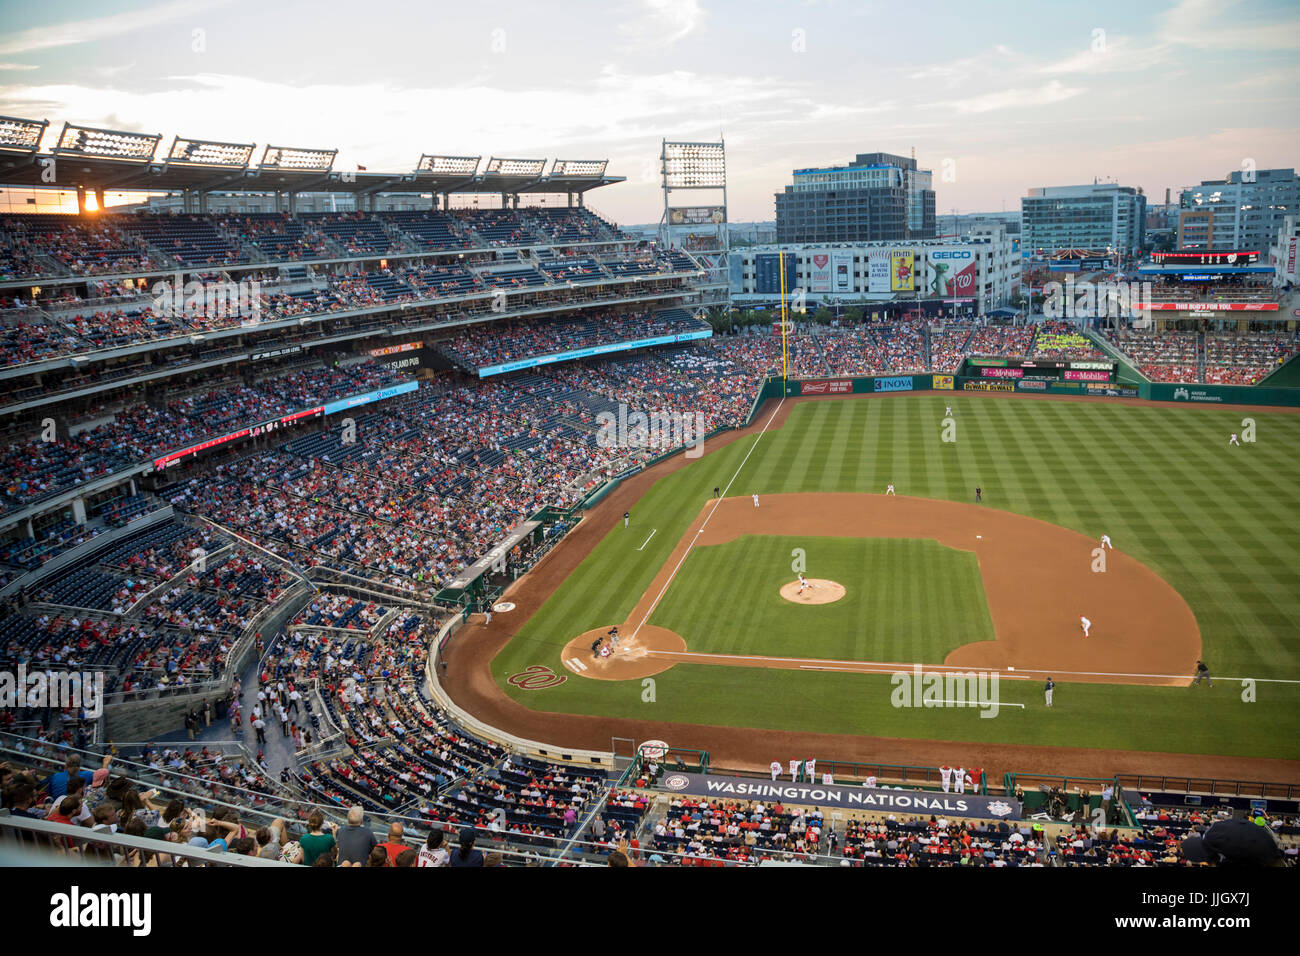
[753,494,760,508]
[1229,433,1240,446]
[1100,534,1112,550]
[624,510,630,528]
[945,406,953,417]
[1080,615,1091,638]
[886,483,896,496]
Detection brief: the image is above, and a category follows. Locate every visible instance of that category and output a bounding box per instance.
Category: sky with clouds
[1,0,1297,222]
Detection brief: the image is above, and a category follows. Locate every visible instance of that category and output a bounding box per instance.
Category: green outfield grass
[490,394,1300,761]
[649,535,994,662]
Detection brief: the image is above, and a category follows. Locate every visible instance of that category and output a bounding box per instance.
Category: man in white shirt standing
[770,760,782,781]
[940,765,953,793]
[953,766,966,794]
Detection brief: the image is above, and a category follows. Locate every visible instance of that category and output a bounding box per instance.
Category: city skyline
[0,0,1297,221]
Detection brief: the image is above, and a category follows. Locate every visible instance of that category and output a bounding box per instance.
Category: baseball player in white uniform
[863,774,877,788]
[805,758,816,782]
[753,493,760,507]
[797,573,810,594]
[1229,433,1239,446]
[822,771,834,786]
[886,483,896,496]
[945,406,953,417]
[1100,534,1112,550]
[789,759,800,782]
[770,760,782,781]
[953,766,965,794]
[1080,615,1092,638]
[940,765,953,793]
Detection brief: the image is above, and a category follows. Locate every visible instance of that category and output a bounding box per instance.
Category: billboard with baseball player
[890,250,915,292]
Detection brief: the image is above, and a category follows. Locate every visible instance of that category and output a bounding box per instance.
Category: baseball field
[467,392,1300,775]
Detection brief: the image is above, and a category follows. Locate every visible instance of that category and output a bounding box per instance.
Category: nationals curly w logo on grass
[507,665,566,689]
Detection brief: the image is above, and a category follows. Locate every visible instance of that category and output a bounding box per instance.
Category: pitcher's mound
[780,579,846,605]
[561,626,687,680]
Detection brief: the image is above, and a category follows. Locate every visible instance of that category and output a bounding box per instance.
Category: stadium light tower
[659,138,729,310]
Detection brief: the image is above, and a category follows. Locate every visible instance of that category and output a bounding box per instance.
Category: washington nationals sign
[507,665,567,689]
[654,771,1022,820]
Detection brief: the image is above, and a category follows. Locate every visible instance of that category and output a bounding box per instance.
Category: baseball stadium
[1,17,1299,883]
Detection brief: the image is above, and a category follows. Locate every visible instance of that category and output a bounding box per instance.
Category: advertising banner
[890,250,915,292]
[809,250,833,292]
[931,375,954,390]
[653,771,1022,820]
[924,247,978,299]
[962,380,1015,391]
[868,251,891,293]
[1017,380,1048,391]
[480,329,712,377]
[1064,369,1110,381]
[832,250,855,293]
[1133,302,1278,311]
[980,367,1024,379]
[800,379,853,395]
[873,376,914,392]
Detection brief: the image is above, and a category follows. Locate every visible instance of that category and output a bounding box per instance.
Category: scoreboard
[965,357,1115,383]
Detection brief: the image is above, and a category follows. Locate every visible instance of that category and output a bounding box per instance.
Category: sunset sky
[1,0,1297,221]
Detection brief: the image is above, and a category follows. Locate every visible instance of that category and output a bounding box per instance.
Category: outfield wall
[778,373,1300,407]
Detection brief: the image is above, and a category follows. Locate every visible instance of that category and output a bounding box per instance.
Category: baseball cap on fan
[1181,818,1283,866]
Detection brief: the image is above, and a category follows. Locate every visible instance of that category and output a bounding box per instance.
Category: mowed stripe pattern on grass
[647,534,995,664]
[489,395,1300,759]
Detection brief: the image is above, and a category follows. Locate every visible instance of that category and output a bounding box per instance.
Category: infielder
[1044,677,1055,707]
[1193,660,1212,687]
[753,493,760,508]
[1100,534,1112,550]
[1080,615,1092,638]
[623,510,630,528]
[1229,433,1240,446]
[886,483,896,496]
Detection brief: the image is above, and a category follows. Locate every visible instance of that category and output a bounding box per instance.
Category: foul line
[646,649,1300,685]
[631,396,785,639]
[636,529,657,551]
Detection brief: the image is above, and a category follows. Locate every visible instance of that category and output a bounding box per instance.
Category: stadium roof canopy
[0,117,623,196]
